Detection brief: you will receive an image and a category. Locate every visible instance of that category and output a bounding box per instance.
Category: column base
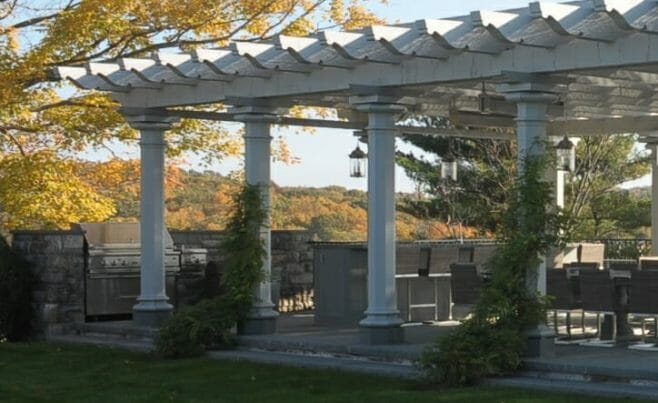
[524,323,555,358]
[238,317,278,335]
[238,306,279,335]
[359,325,404,345]
[132,302,173,328]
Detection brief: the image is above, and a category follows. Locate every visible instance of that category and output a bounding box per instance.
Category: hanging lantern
[556,135,575,172]
[349,143,367,178]
[440,152,458,181]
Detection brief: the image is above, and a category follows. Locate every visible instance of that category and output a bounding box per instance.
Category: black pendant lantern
[556,135,575,172]
[440,152,457,181]
[349,143,367,178]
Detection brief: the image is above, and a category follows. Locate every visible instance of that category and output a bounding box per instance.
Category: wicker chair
[629,271,658,341]
[579,269,616,340]
[450,263,482,305]
[546,269,582,338]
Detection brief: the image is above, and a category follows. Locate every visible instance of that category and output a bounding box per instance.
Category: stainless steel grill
[74,222,186,318]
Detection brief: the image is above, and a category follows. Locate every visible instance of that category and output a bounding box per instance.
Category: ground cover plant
[0,342,638,403]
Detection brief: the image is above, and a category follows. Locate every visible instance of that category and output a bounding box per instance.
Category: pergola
[56,0,658,349]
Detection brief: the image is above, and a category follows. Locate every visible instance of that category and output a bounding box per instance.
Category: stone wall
[11,230,86,336]
[10,228,315,335]
[169,230,315,312]
[271,231,315,312]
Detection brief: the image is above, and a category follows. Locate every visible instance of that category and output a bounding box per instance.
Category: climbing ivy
[156,183,267,358]
[419,155,568,386]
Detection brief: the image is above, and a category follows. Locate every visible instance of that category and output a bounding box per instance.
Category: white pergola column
[233,106,279,335]
[501,84,559,357]
[124,110,179,328]
[352,97,406,344]
[645,139,658,254]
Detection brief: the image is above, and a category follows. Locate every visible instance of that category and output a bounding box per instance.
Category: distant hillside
[106,168,480,241]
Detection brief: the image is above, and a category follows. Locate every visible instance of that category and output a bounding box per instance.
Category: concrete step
[523,359,658,384]
[237,335,423,363]
[47,333,154,353]
[486,356,658,400]
[69,321,159,342]
[209,348,421,379]
[486,376,658,401]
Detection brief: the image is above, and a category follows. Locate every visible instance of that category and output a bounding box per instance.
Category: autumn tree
[0,0,384,231]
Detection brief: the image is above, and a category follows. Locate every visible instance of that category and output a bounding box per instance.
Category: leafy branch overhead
[0,0,385,231]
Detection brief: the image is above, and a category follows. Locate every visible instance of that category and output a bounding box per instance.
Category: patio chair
[639,257,658,271]
[546,269,583,339]
[418,246,431,277]
[450,263,483,319]
[563,262,599,305]
[629,271,658,341]
[579,270,617,342]
[457,246,474,263]
[396,246,431,276]
[607,260,638,271]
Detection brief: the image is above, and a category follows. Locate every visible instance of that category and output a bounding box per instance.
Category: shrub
[0,236,36,342]
[156,297,238,358]
[156,184,266,358]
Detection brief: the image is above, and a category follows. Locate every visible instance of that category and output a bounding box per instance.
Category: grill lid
[73,222,174,249]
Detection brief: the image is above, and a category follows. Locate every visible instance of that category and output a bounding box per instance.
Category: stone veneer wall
[11,230,86,336]
[169,230,315,312]
[10,229,314,336]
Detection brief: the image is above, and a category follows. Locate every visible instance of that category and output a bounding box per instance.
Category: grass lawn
[0,342,638,403]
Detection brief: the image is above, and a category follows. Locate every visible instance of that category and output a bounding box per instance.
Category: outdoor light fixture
[440,152,458,181]
[349,143,367,178]
[556,135,575,172]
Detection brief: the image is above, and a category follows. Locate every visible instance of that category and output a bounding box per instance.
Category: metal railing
[586,239,652,260]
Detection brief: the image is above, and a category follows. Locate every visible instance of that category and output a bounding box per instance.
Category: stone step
[66,321,159,342]
[209,348,421,379]
[486,376,658,401]
[47,333,154,353]
[237,335,423,363]
[523,359,658,383]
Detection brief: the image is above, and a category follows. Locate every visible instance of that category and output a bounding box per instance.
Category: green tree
[398,118,650,238]
[397,116,515,234]
[581,188,651,238]
[566,134,650,239]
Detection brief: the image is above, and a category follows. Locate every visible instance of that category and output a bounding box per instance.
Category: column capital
[230,106,280,123]
[500,90,560,105]
[349,94,409,114]
[120,108,179,131]
[497,81,559,97]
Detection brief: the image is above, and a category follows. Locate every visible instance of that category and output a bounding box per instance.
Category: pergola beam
[166,109,516,139]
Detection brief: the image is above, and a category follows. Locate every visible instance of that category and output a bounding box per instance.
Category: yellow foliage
[0,0,385,230]
[0,152,115,230]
